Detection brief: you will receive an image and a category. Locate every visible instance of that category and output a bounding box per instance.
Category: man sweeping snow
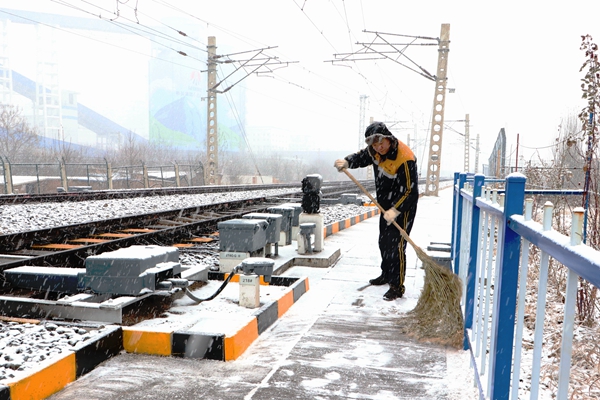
[334,121,419,301]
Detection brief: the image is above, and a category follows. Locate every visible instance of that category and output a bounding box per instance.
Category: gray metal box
[279,203,303,226]
[84,245,179,278]
[81,261,180,295]
[218,219,268,252]
[340,193,360,205]
[80,246,181,295]
[5,266,86,293]
[267,206,294,231]
[242,213,282,244]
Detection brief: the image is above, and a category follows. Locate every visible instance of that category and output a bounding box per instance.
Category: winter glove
[334,159,349,172]
[383,208,400,225]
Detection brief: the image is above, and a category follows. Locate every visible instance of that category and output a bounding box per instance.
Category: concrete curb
[323,207,379,238]
[0,325,122,400]
[123,275,309,362]
[0,276,308,400]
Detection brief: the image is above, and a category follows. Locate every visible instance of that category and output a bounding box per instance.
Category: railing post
[452,173,467,275]
[198,161,205,186]
[465,174,484,336]
[59,158,68,191]
[86,164,91,186]
[105,160,113,190]
[142,163,149,188]
[490,173,525,400]
[556,207,584,399]
[2,156,13,194]
[511,198,533,400]
[35,164,41,194]
[174,163,181,187]
[451,172,460,256]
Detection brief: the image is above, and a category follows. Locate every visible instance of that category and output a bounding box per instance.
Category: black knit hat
[364,121,393,145]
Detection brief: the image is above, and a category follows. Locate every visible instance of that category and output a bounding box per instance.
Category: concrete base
[277,231,291,247]
[239,274,260,308]
[298,213,324,252]
[269,242,341,276]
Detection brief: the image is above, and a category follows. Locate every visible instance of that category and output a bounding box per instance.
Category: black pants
[377,202,418,288]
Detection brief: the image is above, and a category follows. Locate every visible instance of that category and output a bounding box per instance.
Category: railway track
[0,180,371,205]
[0,179,375,326]
[0,180,376,273]
[0,196,275,273]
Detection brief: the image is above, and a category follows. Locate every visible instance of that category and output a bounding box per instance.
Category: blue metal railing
[451,172,600,400]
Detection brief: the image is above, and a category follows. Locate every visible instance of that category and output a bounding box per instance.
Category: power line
[0,8,201,71]
[51,0,207,63]
[291,0,339,53]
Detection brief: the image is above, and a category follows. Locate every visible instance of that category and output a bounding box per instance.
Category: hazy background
[2,0,600,178]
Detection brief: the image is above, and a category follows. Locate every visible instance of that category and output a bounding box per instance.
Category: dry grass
[522,248,600,399]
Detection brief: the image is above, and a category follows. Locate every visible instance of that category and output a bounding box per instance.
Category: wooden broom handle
[342,168,418,248]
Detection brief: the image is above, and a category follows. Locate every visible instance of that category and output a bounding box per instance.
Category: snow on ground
[0,188,375,234]
[133,281,291,333]
[0,188,298,234]
[0,320,115,383]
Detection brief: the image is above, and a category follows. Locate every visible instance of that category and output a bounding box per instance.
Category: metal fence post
[105,160,113,190]
[142,163,149,188]
[452,173,467,275]
[59,158,68,191]
[35,163,41,194]
[451,172,459,257]
[465,174,485,333]
[174,163,181,187]
[198,161,205,186]
[2,156,13,194]
[556,207,584,399]
[490,173,525,400]
[86,164,91,186]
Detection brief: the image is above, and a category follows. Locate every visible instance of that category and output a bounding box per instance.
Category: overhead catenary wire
[50,0,208,63]
[289,0,421,121]
[0,8,204,72]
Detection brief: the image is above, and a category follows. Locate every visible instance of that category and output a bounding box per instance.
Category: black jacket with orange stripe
[344,137,419,214]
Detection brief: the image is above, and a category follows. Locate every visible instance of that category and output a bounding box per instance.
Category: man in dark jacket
[334,121,419,301]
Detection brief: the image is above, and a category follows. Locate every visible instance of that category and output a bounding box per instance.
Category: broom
[342,168,464,349]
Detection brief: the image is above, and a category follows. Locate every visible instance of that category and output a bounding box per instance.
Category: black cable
[185,266,240,304]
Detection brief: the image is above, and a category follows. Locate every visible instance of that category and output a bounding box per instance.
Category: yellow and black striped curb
[0,276,308,400]
[323,208,379,238]
[0,325,122,400]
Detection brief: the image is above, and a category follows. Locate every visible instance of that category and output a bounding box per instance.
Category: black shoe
[383,285,405,301]
[369,275,387,286]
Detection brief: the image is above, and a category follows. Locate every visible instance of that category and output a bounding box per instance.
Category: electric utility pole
[424,24,450,196]
[206,37,218,185]
[474,133,480,173]
[327,23,451,196]
[204,37,296,185]
[358,94,368,151]
[463,113,470,173]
